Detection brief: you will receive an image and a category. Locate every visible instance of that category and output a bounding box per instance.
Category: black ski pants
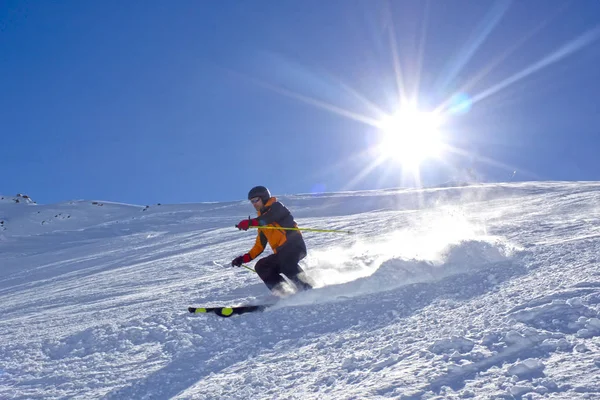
[255,240,308,290]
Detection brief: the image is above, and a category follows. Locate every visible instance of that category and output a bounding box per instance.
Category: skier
[231,186,314,295]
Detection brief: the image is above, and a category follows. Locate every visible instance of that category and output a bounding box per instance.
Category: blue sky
[2,0,600,205]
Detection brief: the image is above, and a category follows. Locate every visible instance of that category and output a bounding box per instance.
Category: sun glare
[377,107,444,167]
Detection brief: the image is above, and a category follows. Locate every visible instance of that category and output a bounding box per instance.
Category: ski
[188,304,268,317]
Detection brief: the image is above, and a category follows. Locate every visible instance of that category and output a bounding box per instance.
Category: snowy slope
[1,182,600,399]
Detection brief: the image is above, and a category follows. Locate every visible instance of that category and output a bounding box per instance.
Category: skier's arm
[248,230,268,260]
[257,202,289,226]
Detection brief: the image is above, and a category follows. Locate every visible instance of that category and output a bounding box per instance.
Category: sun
[376,107,444,168]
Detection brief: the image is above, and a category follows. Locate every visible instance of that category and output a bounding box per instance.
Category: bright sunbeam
[233,3,600,194]
[376,106,444,168]
[471,26,600,104]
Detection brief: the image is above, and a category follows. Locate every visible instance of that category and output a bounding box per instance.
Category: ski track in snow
[1,183,600,399]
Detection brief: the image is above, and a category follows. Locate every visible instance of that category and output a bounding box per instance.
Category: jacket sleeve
[248,230,268,260]
[257,201,289,226]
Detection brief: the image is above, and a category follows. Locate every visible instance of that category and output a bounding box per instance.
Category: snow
[1,182,600,399]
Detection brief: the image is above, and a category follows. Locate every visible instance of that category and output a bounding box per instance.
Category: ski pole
[213,260,256,273]
[248,225,353,234]
[241,264,256,273]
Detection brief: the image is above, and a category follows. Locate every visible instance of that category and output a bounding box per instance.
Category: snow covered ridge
[0,181,596,238]
[0,193,36,205]
[1,181,600,399]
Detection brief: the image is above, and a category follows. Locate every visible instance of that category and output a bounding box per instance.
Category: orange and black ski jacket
[247,197,305,260]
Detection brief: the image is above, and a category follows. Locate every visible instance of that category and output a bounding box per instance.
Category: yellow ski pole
[213,260,256,273]
[248,225,353,234]
[241,264,256,273]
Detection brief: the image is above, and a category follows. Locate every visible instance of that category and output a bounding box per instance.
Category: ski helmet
[248,186,271,203]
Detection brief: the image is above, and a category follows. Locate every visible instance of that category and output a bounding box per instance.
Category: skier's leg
[278,243,314,291]
[289,272,314,291]
[254,254,285,291]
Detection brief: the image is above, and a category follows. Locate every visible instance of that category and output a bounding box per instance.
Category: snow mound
[0,193,36,205]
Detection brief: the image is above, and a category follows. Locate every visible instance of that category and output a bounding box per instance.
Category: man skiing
[231,186,314,295]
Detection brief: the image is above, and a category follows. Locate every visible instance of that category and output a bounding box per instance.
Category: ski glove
[236,217,259,231]
[231,254,251,267]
